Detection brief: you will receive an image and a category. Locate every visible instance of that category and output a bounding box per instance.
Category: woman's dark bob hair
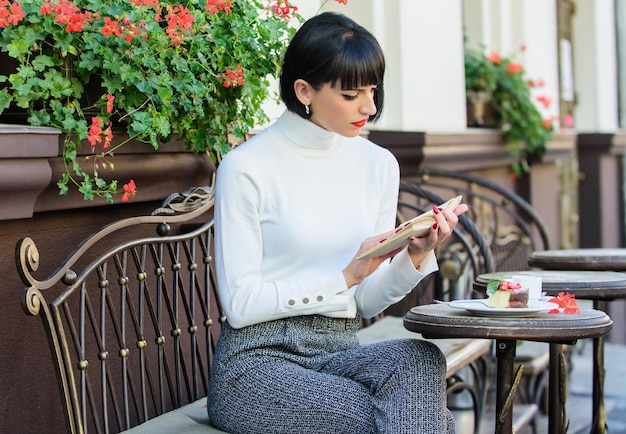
[280,12,385,122]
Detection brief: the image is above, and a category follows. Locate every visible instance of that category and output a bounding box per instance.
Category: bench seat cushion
[122,397,227,434]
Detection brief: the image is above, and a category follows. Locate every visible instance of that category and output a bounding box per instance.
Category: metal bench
[16,185,492,434]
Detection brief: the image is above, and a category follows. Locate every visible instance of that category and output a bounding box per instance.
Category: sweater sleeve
[355,249,439,319]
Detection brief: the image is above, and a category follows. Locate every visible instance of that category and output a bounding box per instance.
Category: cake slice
[487,279,529,308]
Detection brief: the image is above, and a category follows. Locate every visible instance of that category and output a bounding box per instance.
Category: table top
[403,303,613,342]
[474,270,626,300]
[528,248,626,271]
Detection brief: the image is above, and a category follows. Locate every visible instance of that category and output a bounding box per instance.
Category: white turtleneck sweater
[214,110,438,329]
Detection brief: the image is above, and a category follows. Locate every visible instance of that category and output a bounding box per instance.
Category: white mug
[511,275,543,300]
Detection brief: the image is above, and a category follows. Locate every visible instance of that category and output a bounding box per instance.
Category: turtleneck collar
[276,110,340,152]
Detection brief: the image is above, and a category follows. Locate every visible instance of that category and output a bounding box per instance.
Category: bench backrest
[17,187,222,434]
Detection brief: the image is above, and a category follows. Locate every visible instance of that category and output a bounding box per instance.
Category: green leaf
[94,177,107,188]
[79,177,95,201]
[6,39,30,58]
[57,173,70,196]
[486,276,504,297]
[0,89,12,114]
[31,55,56,72]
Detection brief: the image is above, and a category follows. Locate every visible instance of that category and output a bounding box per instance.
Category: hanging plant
[0,0,308,202]
[464,45,554,175]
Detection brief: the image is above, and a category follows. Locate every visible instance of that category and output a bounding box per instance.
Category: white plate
[448,299,559,317]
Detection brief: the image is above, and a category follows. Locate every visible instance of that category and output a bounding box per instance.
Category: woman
[207,11,467,433]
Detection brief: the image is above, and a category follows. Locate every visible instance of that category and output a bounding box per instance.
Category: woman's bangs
[334,46,384,89]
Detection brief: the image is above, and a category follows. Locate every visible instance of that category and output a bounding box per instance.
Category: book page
[356,195,462,260]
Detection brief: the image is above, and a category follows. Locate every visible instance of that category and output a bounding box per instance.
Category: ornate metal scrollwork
[16,237,40,286]
[21,286,42,316]
[16,237,79,316]
[17,237,44,316]
[151,185,214,216]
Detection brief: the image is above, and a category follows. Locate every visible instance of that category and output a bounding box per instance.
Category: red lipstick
[352,119,367,128]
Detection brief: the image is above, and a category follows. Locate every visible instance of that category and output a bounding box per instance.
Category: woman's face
[308,81,378,137]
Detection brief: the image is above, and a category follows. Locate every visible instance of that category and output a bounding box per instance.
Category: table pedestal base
[548,344,566,433]
[592,300,608,434]
[495,340,517,434]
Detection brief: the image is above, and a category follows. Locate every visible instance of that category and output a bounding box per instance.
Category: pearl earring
[305,104,310,115]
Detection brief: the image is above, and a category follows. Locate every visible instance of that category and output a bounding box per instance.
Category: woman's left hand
[406,203,470,269]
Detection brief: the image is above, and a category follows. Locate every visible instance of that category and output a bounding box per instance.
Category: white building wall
[263,0,468,133]
[521,0,560,128]
[392,1,466,132]
[263,0,619,137]
[572,0,619,132]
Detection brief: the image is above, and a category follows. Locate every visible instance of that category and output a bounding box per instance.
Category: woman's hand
[342,231,404,288]
[406,203,470,268]
[342,203,471,288]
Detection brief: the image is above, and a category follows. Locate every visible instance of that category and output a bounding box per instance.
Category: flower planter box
[0,124,214,219]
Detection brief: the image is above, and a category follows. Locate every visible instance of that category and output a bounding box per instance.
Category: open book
[357,195,463,260]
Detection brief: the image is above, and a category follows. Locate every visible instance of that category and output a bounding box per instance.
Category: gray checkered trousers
[207,315,455,433]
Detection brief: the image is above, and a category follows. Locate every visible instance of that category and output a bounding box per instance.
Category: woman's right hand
[342,231,403,288]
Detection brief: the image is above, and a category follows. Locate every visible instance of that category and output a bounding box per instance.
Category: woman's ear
[294,79,312,106]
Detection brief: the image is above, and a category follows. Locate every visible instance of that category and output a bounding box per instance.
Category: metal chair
[418,167,551,269]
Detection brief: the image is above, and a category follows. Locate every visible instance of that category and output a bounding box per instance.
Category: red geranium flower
[122,179,137,202]
[488,51,502,64]
[507,62,522,74]
[548,292,580,314]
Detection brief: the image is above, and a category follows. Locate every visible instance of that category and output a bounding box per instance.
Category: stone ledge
[0,124,60,158]
[0,125,214,220]
[0,159,53,220]
[368,129,576,175]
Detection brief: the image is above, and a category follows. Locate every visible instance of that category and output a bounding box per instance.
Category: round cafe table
[528,248,626,271]
[404,303,612,434]
[526,249,626,434]
[475,270,626,434]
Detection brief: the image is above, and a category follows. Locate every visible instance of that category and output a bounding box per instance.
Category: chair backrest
[378,181,496,318]
[16,187,222,434]
[417,167,551,272]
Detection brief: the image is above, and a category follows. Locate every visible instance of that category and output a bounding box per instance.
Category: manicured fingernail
[432,205,439,214]
[432,223,438,229]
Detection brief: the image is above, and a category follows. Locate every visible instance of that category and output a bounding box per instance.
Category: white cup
[511,275,543,300]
